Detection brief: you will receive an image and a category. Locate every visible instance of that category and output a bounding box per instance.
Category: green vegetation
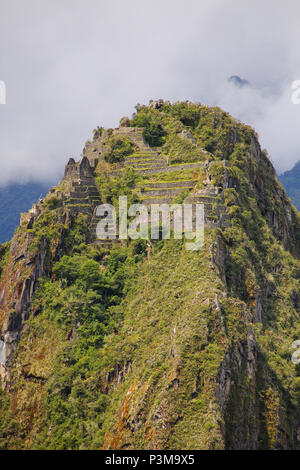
[129,101,246,162]
[0,242,10,277]
[131,110,166,147]
[139,168,204,184]
[103,136,136,163]
[26,202,67,256]
[93,126,104,140]
[162,133,205,164]
[0,228,149,449]
[30,244,143,449]
[96,168,140,211]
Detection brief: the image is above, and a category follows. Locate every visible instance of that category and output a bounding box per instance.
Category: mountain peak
[228,75,250,87]
[0,101,300,450]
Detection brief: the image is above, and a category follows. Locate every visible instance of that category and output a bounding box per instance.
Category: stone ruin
[64,156,95,181]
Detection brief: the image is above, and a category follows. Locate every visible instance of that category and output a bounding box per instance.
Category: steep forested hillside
[0,101,299,450]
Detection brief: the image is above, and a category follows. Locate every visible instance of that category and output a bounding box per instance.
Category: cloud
[0,0,300,186]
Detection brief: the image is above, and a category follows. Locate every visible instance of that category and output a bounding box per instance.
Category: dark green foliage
[163,102,201,128]
[0,241,10,277]
[96,168,140,210]
[103,136,135,163]
[130,101,243,160]
[28,241,143,449]
[143,120,166,147]
[27,203,66,256]
[130,109,151,128]
[131,109,166,147]
[93,126,104,140]
[45,196,60,210]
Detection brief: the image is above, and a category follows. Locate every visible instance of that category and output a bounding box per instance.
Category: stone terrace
[67,128,230,245]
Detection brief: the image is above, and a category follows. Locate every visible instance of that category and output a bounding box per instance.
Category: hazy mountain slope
[0,182,52,243]
[0,101,299,450]
[279,162,300,210]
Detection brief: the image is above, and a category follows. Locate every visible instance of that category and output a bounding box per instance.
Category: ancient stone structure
[64,156,96,181]
[80,126,231,244]
[63,156,102,238]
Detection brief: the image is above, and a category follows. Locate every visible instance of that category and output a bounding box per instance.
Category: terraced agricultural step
[108,160,205,178]
[186,195,222,204]
[124,157,159,164]
[124,153,160,160]
[139,187,192,198]
[70,189,100,197]
[64,205,92,215]
[121,160,168,169]
[82,185,100,191]
[66,197,90,204]
[108,166,168,177]
[69,188,100,197]
[140,197,176,205]
[70,191,89,198]
[71,177,96,185]
[88,195,102,201]
[126,165,168,172]
[123,159,167,167]
[140,180,197,189]
[90,200,102,206]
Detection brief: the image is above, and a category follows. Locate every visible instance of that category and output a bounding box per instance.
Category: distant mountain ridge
[228,75,250,87]
[0,182,53,243]
[279,161,300,210]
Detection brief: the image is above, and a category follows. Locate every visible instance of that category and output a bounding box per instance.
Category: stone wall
[64,156,95,181]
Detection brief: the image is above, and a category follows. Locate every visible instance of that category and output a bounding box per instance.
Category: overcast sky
[0,0,300,186]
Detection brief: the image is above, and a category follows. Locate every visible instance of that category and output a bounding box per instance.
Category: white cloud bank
[0,0,299,185]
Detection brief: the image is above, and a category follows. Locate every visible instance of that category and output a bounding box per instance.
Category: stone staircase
[83,127,156,163]
[65,178,101,213]
[109,150,168,176]
[89,175,203,246]
[185,188,231,229]
[90,210,119,247]
[138,180,196,200]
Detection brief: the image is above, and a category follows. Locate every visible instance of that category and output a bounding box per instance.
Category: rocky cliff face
[0,161,101,386]
[0,101,299,450]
